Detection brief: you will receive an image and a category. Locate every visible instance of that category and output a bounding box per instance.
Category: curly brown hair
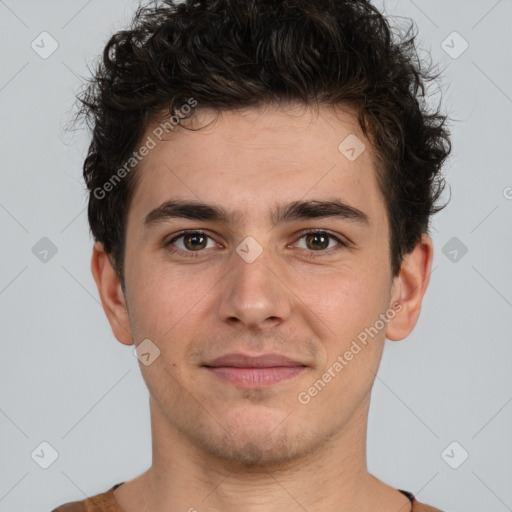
[74,0,450,287]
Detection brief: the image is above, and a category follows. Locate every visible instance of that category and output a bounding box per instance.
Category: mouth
[202,353,308,388]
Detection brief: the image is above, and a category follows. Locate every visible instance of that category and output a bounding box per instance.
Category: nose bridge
[216,237,292,328]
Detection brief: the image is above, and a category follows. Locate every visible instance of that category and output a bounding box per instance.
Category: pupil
[186,234,206,250]
[308,234,327,250]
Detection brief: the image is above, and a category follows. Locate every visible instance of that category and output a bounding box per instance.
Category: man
[53,0,451,510]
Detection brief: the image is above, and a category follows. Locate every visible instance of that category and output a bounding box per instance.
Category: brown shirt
[52,482,443,511]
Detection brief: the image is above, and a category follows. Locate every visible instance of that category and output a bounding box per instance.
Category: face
[118,103,401,465]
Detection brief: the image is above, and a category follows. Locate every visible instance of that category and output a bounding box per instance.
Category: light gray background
[1,1,511,511]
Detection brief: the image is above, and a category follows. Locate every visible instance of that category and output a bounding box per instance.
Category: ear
[91,241,134,346]
[385,233,434,342]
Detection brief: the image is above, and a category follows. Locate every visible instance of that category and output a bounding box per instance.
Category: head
[81,0,450,466]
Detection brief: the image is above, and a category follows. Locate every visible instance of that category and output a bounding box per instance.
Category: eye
[294,229,346,253]
[166,230,218,256]
[165,229,347,259]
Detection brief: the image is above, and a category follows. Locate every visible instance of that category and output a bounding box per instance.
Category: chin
[194,418,323,468]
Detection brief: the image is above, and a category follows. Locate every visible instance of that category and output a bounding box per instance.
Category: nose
[216,241,293,331]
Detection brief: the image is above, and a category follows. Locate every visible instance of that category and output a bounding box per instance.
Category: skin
[91,103,433,512]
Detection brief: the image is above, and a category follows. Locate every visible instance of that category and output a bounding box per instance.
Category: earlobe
[385,234,434,342]
[91,241,134,346]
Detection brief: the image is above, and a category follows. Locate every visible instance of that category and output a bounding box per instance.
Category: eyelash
[165,229,347,259]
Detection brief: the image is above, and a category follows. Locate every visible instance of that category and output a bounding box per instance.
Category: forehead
[127,103,385,229]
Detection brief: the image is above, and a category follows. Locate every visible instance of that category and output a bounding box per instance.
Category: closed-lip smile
[203,353,308,387]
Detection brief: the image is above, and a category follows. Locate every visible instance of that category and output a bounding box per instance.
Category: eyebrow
[143,198,370,229]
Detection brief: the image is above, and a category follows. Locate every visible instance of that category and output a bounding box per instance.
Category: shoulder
[51,499,91,512]
[412,498,443,511]
[51,482,124,512]
[400,489,443,512]
[51,501,86,512]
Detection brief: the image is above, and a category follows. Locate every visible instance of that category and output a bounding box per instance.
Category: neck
[114,396,411,512]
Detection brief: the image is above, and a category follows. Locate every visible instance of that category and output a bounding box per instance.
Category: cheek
[124,257,200,341]
[294,262,390,334]
[295,270,389,413]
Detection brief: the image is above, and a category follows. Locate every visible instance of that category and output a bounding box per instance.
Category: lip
[205,353,305,368]
[203,353,307,388]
